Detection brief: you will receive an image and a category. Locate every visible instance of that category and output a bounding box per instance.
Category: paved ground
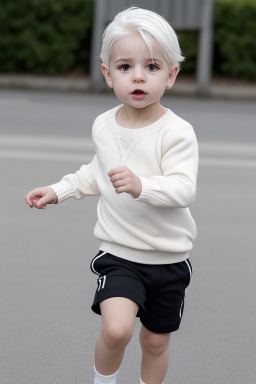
[1,90,256,383]
[1,89,256,143]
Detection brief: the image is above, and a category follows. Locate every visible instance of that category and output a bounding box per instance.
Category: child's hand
[25,187,58,210]
[108,166,142,199]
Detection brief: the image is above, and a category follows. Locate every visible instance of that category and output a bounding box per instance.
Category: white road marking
[1,134,255,167]
[200,158,256,168]
[0,149,92,162]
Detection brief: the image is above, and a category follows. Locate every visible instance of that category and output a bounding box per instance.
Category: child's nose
[132,66,146,83]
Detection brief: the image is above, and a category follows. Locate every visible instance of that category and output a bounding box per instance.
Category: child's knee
[101,320,134,349]
[140,329,171,356]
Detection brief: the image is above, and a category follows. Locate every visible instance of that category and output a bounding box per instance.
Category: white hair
[101,7,184,68]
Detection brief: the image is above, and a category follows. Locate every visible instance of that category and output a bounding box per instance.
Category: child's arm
[109,123,198,208]
[135,123,198,208]
[50,155,100,203]
[26,155,100,209]
[26,187,58,210]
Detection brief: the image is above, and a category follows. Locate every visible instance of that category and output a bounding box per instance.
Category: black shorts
[90,251,192,334]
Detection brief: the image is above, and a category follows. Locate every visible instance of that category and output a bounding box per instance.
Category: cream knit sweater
[51,105,198,264]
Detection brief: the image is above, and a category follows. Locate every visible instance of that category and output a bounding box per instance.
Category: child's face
[101,33,179,110]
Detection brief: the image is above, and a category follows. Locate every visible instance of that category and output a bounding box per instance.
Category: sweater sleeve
[50,154,100,203]
[136,123,198,208]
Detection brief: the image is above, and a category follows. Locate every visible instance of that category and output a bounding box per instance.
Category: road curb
[199,141,256,160]
[1,75,256,100]
[0,75,91,93]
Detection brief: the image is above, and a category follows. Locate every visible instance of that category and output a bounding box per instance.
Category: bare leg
[95,297,138,375]
[140,325,171,384]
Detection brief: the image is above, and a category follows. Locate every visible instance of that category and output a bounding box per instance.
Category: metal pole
[197,0,214,97]
[90,0,107,92]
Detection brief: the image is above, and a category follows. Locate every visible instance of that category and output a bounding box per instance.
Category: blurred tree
[178,31,199,76]
[0,0,255,81]
[0,0,93,74]
[214,0,256,81]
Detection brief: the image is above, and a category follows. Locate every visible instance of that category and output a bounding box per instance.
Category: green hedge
[178,31,198,75]
[214,0,256,81]
[0,0,93,74]
[180,0,256,81]
[0,0,256,81]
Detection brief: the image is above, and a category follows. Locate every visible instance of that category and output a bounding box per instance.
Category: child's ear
[101,64,113,88]
[166,64,180,89]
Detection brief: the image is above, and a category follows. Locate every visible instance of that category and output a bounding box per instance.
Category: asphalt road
[1,89,256,143]
[1,90,256,384]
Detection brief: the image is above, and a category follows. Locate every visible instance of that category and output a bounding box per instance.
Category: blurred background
[0,0,256,92]
[0,1,255,384]
[0,0,256,95]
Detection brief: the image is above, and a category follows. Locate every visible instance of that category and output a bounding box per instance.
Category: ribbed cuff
[50,180,77,203]
[136,177,158,204]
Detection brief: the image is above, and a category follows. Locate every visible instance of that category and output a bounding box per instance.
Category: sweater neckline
[109,105,171,138]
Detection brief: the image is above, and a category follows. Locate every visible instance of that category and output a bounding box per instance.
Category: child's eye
[119,64,131,72]
[147,63,159,72]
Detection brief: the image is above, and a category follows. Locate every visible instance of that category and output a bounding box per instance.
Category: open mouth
[131,89,147,99]
[132,89,146,95]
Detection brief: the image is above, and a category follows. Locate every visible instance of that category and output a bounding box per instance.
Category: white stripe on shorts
[184,259,192,280]
[91,251,107,275]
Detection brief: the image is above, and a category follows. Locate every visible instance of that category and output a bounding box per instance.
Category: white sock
[140,380,164,384]
[94,366,119,384]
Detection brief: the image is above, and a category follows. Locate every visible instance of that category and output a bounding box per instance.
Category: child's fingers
[27,188,42,199]
[36,202,46,210]
[26,187,56,209]
[108,166,127,177]
[25,195,32,207]
[36,195,50,209]
[108,167,130,185]
[26,190,38,207]
[112,179,125,189]
[110,172,125,184]
[26,193,38,207]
